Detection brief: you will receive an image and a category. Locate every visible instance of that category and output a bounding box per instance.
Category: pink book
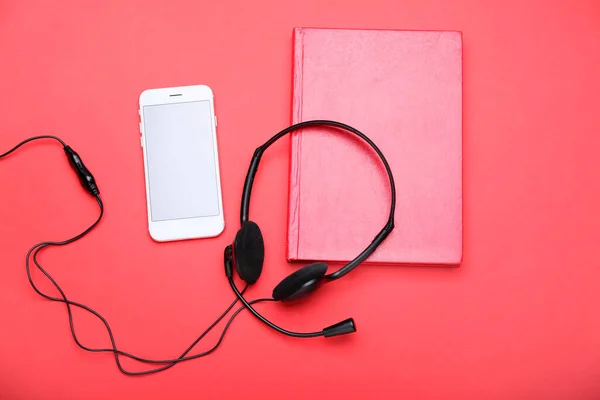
[287,28,463,266]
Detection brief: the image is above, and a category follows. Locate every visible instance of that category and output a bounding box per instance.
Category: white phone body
[139,85,224,242]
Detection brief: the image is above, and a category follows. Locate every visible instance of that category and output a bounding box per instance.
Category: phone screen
[142,100,219,222]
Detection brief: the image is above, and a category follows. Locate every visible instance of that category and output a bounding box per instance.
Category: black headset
[224,120,396,338]
[1,119,395,375]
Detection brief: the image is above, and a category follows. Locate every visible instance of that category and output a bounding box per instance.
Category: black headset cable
[2,136,271,375]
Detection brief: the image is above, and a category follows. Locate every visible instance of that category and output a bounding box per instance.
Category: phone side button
[215,115,218,126]
[140,136,144,147]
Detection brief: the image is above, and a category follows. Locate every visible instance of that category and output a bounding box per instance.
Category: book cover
[287,27,463,265]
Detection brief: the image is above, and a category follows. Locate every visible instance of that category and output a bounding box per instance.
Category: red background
[1,0,599,398]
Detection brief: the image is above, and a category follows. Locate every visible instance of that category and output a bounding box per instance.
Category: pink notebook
[287,28,463,266]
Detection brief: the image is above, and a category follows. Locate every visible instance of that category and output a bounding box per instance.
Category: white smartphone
[138,84,224,242]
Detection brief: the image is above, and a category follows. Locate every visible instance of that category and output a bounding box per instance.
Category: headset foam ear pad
[233,221,264,285]
[272,262,328,301]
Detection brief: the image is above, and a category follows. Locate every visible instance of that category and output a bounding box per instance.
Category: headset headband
[240,120,396,280]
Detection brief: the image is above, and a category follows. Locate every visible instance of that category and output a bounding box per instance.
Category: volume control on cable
[63,146,99,196]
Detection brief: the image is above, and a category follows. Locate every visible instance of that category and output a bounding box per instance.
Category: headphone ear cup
[272,262,328,301]
[233,221,264,284]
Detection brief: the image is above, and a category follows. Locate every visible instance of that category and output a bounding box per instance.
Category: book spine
[286,27,305,261]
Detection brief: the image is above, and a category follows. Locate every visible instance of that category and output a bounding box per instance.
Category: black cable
[26,201,243,361]
[0,135,66,158]
[24,197,253,374]
[1,136,265,375]
[31,240,269,376]
[30,239,251,366]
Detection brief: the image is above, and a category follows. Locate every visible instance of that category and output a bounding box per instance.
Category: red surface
[288,28,462,265]
[0,0,599,398]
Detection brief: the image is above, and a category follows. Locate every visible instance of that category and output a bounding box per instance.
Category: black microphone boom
[227,275,356,338]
